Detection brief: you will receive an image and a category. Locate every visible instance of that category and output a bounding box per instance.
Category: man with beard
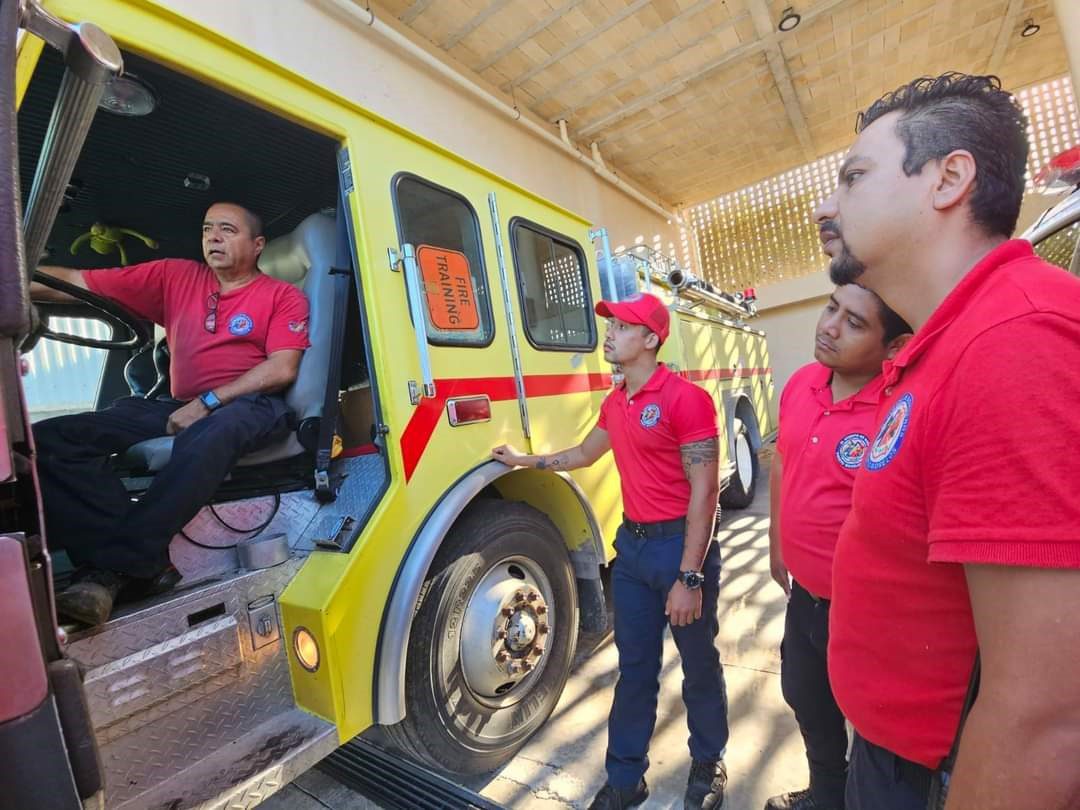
[813,73,1080,809]
[766,284,910,810]
[492,292,728,810]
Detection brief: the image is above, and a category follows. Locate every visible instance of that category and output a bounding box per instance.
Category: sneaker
[764,788,843,810]
[685,758,727,809]
[587,779,649,810]
[54,567,129,627]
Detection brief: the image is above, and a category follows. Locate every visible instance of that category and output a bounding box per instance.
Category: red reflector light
[447,396,492,426]
[1035,146,1080,189]
[743,287,757,301]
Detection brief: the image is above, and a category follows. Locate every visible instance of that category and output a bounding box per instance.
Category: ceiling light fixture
[778,7,801,32]
[1021,18,1040,38]
[98,73,157,117]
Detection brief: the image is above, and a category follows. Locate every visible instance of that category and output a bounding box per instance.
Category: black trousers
[34,394,289,579]
[847,734,933,810]
[780,579,848,806]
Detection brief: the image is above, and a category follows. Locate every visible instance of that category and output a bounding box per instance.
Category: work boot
[685,758,727,809]
[587,779,649,809]
[764,788,843,810]
[54,567,129,627]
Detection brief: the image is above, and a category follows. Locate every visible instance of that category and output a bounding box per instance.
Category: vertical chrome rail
[20,0,122,272]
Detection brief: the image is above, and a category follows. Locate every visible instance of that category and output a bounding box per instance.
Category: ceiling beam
[530,0,720,109]
[399,0,435,25]
[987,0,1026,74]
[574,0,849,138]
[440,0,515,51]
[502,0,653,92]
[746,0,815,161]
[595,65,774,150]
[547,10,751,123]
[474,0,588,73]
[577,37,766,137]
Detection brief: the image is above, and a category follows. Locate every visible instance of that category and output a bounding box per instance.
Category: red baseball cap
[595,292,670,343]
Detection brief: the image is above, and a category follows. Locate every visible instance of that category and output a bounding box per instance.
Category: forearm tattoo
[537,453,569,470]
[680,437,719,479]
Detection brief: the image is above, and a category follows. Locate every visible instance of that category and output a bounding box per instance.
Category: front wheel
[721,416,759,509]
[385,500,579,775]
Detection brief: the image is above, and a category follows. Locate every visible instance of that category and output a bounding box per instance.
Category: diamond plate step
[117,708,337,810]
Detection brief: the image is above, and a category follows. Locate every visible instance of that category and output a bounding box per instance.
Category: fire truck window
[1033,220,1080,276]
[393,175,494,346]
[23,317,111,421]
[510,221,596,351]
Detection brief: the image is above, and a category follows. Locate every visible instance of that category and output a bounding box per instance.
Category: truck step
[321,737,505,810]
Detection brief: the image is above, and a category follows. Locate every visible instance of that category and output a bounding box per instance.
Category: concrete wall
[152,0,682,261]
[754,273,832,398]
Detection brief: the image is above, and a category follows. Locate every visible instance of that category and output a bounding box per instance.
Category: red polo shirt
[86,259,309,401]
[777,362,883,599]
[597,364,718,522]
[828,240,1080,768]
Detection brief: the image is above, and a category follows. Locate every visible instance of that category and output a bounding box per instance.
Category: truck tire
[385,500,579,775]
[721,417,759,509]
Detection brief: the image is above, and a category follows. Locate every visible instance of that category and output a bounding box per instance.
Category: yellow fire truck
[0,1,774,807]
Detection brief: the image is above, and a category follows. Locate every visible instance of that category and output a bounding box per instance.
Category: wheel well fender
[373,461,601,725]
[729,394,762,452]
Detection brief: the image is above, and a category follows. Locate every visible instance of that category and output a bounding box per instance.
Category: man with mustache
[30,202,309,626]
[493,292,728,810]
[814,73,1080,809]
[766,284,910,810]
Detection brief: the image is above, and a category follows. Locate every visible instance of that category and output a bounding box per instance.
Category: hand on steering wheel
[31,270,152,351]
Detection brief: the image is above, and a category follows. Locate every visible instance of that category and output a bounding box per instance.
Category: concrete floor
[264,453,807,809]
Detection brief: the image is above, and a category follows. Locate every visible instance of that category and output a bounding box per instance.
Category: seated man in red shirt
[766,283,910,810]
[815,73,1080,809]
[30,202,309,627]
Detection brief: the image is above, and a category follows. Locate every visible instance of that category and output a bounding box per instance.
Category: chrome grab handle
[20,0,122,271]
[389,243,435,404]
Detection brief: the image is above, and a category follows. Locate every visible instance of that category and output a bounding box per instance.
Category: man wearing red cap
[493,292,728,810]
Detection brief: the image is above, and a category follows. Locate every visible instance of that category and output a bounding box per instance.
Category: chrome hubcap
[735,431,753,490]
[459,558,553,702]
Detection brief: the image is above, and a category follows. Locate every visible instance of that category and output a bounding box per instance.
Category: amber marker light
[293,627,320,672]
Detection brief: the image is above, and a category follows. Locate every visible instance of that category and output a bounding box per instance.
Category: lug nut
[532,647,543,657]
[501,607,513,617]
[536,605,547,615]
[538,623,549,635]
[520,661,532,672]
[514,590,525,602]
[526,592,539,602]
[496,651,508,663]
[496,630,507,639]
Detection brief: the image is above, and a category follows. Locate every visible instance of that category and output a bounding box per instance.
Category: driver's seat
[122,211,338,472]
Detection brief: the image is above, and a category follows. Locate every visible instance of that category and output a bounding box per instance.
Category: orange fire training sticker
[417,245,480,331]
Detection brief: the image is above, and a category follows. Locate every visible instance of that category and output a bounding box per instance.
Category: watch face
[682,571,704,588]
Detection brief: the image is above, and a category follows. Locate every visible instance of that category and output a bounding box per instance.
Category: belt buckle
[632,523,646,538]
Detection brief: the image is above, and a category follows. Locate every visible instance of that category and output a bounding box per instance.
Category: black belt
[622,515,686,539]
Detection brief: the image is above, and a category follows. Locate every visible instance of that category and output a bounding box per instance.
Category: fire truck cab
[0,2,775,808]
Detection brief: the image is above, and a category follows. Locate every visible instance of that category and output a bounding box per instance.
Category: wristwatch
[679,570,705,590]
[199,390,222,411]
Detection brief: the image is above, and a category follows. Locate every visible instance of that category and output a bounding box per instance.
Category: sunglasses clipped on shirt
[204,291,220,333]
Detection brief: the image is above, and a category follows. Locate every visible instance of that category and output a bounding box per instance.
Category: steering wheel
[31,271,152,350]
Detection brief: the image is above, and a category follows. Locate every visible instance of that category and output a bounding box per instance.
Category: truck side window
[393,174,494,347]
[510,219,596,351]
